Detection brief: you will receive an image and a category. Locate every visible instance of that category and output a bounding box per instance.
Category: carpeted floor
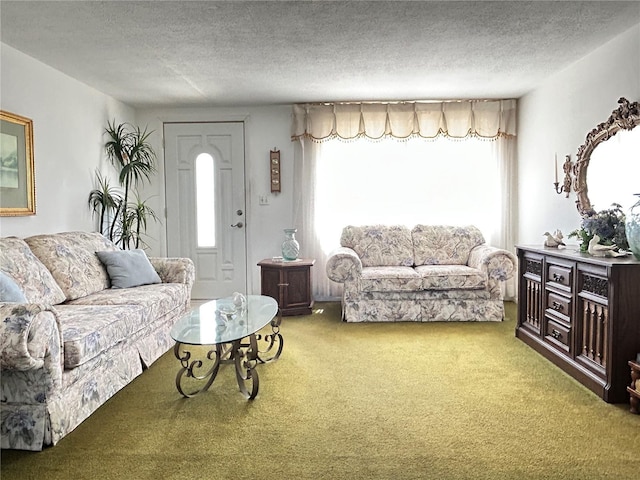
[1,302,639,480]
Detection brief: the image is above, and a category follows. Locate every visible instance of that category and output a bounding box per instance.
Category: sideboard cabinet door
[519,251,543,335]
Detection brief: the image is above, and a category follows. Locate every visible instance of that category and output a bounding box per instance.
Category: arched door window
[195,153,215,247]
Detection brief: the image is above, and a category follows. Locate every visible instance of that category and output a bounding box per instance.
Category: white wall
[517,24,640,246]
[0,42,300,294]
[135,106,295,294]
[0,43,134,238]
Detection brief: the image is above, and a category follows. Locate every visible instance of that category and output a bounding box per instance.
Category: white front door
[164,122,246,299]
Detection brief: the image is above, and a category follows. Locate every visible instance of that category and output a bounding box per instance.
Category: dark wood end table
[258,258,315,316]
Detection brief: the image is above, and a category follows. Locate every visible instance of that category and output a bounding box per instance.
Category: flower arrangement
[569,203,629,252]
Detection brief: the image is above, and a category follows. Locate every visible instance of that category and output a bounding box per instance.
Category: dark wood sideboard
[516,245,640,403]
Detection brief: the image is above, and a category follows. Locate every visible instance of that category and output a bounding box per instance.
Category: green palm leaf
[92,121,159,249]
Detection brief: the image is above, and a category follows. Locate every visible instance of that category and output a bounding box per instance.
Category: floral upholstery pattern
[44,345,142,447]
[25,231,119,301]
[68,284,191,367]
[0,303,63,450]
[68,284,190,324]
[325,247,363,283]
[467,244,517,297]
[360,266,422,292]
[340,225,414,267]
[53,304,147,368]
[412,225,485,265]
[357,289,490,301]
[149,257,196,286]
[414,265,487,290]
[0,237,66,305]
[421,299,506,322]
[0,232,194,450]
[134,317,180,368]
[327,225,516,323]
[0,304,62,387]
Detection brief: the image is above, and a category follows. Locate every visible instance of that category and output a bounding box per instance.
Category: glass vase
[625,194,640,260]
[281,228,300,261]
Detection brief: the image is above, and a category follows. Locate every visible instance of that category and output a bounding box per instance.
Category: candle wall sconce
[270,148,281,193]
[554,154,572,198]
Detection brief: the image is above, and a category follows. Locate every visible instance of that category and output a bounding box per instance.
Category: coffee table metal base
[173,321,283,400]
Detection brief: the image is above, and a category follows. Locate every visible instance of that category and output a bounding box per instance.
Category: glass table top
[170,295,278,345]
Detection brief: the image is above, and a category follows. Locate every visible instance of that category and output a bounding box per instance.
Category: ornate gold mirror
[573,97,640,216]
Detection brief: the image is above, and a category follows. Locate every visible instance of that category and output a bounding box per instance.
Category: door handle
[231,222,244,228]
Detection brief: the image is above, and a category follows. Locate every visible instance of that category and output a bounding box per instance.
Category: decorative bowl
[215,302,237,324]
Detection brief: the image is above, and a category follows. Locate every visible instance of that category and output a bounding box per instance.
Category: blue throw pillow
[0,271,27,302]
[96,249,162,289]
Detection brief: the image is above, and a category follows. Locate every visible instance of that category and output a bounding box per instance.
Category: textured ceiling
[1,1,639,108]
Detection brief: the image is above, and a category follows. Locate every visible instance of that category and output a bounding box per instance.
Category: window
[315,136,498,253]
[195,153,215,247]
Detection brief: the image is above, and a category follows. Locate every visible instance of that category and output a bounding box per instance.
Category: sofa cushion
[96,249,161,289]
[360,266,422,292]
[341,225,414,267]
[0,271,27,302]
[412,225,485,265]
[54,304,147,368]
[67,283,189,324]
[415,265,487,290]
[0,237,66,305]
[25,232,119,301]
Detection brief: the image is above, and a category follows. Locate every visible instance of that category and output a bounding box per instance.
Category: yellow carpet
[2,302,639,479]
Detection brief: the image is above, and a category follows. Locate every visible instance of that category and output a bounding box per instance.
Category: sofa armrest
[326,247,363,283]
[468,245,517,297]
[149,257,195,285]
[1,303,63,372]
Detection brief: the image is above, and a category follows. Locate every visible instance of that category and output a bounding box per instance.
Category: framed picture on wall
[0,110,35,216]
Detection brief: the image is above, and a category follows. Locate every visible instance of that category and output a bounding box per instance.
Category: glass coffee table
[170,295,282,400]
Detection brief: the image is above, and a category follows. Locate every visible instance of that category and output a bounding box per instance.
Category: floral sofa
[0,231,195,450]
[326,225,516,323]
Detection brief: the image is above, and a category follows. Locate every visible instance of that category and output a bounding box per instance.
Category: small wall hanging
[553,154,572,198]
[270,148,281,192]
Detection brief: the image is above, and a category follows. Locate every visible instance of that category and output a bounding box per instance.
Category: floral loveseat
[326,225,516,323]
[0,231,194,450]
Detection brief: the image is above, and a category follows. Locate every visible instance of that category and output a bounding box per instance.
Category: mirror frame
[573,97,640,216]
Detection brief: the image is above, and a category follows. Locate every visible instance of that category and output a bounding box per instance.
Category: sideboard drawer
[547,264,573,291]
[545,318,571,352]
[546,291,572,323]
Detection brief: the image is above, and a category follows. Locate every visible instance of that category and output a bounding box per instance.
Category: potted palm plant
[88,121,158,249]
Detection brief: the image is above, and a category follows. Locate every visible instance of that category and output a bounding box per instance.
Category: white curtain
[492,135,518,300]
[292,100,517,301]
[292,139,342,300]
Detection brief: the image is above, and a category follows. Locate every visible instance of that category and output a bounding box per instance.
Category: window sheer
[292,101,517,302]
[315,137,498,254]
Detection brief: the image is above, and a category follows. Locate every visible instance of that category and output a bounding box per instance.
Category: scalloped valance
[291,99,517,142]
